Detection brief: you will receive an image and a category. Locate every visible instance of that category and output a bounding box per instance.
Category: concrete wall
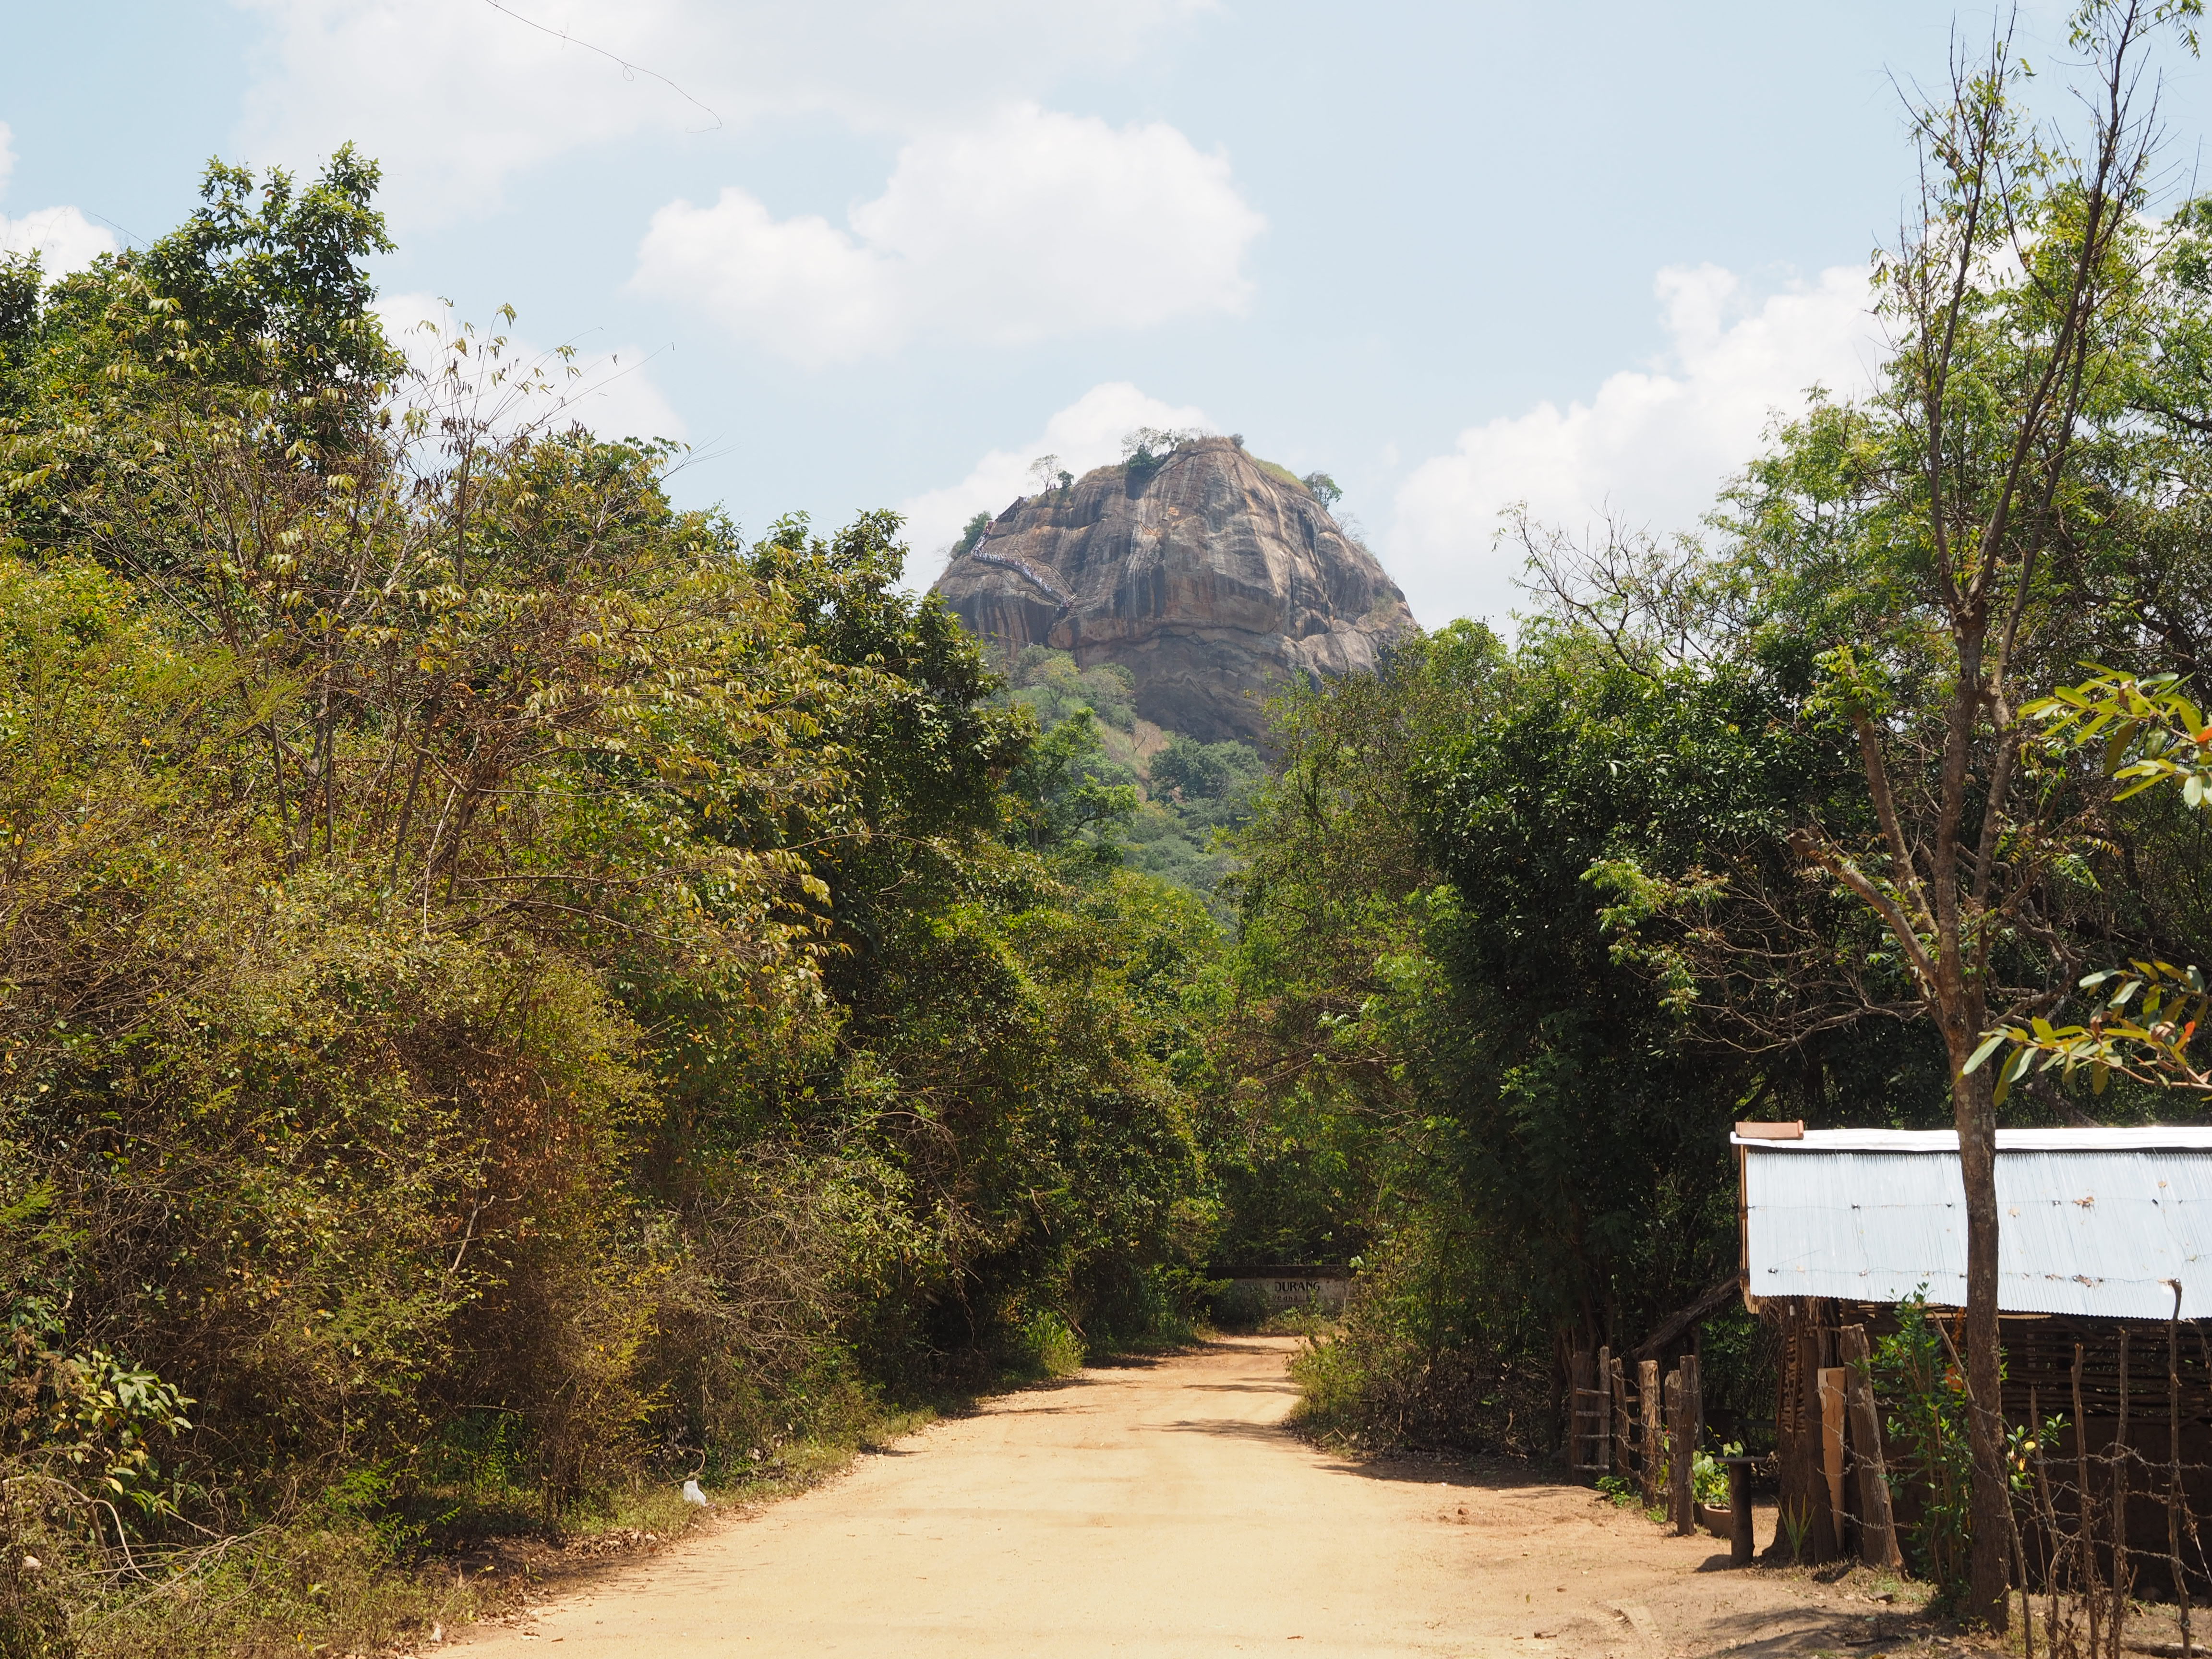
[1228,1274,1349,1313]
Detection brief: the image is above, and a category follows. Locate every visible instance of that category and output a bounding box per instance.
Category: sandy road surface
[458,1338,1923,1658]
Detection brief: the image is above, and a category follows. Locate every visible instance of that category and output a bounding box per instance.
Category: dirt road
[457,1338,1924,1658]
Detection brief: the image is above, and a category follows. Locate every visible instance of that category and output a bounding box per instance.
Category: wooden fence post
[1683,1353,1703,1534]
[1663,1365,1681,1526]
[1669,1359,1697,1535]
[1610,1352,1631,1483]
[1594,1345,1612,1474]
[1569,1347,1594,1472]
[1726,1458,1755,1565]
[2167,1291,2191,1659]
[1838,1324,1900,1569]
[1817,1366,1850,1553]
[2116,1328,2133,1635]
[1640,1358,1662,1506]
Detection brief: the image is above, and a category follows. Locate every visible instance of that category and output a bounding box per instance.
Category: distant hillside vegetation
[996,646,1263,912]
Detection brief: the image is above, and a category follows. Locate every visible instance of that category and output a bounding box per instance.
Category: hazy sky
[7,2,2210,626]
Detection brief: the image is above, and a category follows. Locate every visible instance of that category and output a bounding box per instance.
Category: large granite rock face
[929,437,1418,743]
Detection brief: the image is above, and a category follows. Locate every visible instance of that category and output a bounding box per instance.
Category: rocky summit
[930,436,1418,743]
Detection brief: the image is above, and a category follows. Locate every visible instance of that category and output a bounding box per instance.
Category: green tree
[1006,709,1140,858]
[1513,14,2194,1615]
[0,156,1227,1654]
[1152,733,1260,802]
[952,509,991,558]
[134,147,398,426]
[1742,19,2173,1616]
[1210,619,1928,1447]
[1972,667,2212,1092]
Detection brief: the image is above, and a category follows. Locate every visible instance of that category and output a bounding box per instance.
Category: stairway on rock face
[930,436,1418,744]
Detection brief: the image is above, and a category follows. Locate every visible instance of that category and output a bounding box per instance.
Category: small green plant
[1867,1291,2060,1611]
[1596,1473,1640,1509]
[1872,1292,1971,1598]
[1017,1311,1086,1379]
[1692,1439,1742,1509]
[1779,1499,1815,1563]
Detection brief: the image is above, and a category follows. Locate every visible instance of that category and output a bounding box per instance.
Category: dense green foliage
[992,645,1263,909]
[1202,623,1951,1449]
[1213,16,2212,1478]
[0,158,1224,1657]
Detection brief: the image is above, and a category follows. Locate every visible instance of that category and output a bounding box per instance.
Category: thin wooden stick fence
[1569,1346,1704,1532]
[2016,1298,2212,1659]
[1578,1301,2212,1658]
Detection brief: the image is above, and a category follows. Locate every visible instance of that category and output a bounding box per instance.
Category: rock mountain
[930,436,1418,743]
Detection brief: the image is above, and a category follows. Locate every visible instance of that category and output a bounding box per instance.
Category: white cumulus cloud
[1388,263,1882,628]
[375,292,687,445]
[897,380,1210,582]
[234,0,1214,226]
[0,122,116,276]
[632,104,1262,364]
[634,191,903,365]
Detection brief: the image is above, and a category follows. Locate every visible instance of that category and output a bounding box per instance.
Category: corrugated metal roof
[1732,1127,2212,1153]
[1741,1130,2212,1320]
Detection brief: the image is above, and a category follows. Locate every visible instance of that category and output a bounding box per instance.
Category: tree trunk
[1839,1324,1902,1570]
[1952,1052,2012,1628]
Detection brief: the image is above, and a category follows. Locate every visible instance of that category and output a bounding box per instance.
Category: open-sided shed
[1735,1122,2212,1571]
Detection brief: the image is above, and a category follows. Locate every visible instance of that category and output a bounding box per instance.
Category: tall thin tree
[1793,3,2177,1623]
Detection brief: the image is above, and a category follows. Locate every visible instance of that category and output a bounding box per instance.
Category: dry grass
[40,1398,947,1659]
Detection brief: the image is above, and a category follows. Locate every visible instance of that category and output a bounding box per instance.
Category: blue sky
[6,2,2207,625]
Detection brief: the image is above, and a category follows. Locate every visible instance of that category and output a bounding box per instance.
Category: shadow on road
[1152,1418,1297,1443]
[983,1404,1097,1419]
[1687,1601,1923,1655]
[1173,1381,1298,1395]
[1329,1451,1580,1493]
